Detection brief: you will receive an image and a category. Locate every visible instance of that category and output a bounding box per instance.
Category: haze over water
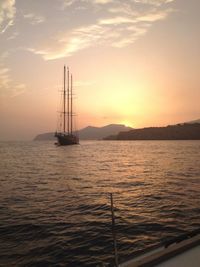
[1,140,200,266]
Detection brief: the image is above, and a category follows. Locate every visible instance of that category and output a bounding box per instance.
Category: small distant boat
[55,66,79,146]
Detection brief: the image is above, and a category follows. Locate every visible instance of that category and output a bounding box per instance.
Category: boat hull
[55,133,79,146]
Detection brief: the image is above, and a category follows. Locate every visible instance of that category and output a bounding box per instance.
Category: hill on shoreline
[34,119,200,141]
[34,124,132,141]
[104,123,200,140]
[185,118,200,124]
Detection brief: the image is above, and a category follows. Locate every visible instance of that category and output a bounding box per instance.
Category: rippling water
[0,140,200,266]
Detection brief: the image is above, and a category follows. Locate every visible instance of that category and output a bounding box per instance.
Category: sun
[120,120,133,128]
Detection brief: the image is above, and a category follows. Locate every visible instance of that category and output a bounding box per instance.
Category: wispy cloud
[62,0,114,8]
[23,13,45,25]
[62,0,76,9]
[0,0,16,34]
[27,0,175,60]
[0,68,11,89]
[10,83,26,97]
[7,31,19,40]
[133,0,174,6]
[0,65,26,97]
[75,80,96,87]
[93,0,114,4]
[136,9,172,22]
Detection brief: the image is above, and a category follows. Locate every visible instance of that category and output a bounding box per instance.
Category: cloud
[27,24,106,60]
[62,0,76,8]
[0,68,11,88]
[133,0,174,6]
[28,0,176,60]
[136,9,172,22]
[10,83,26,97]
[23,13,45,25]
[93,0,114,4]
[99,16,135,25]
[0,0,16,33]
[75,80,96,87]
[7,31,19,40]
[62,0,114,8]
[0,66,26,97]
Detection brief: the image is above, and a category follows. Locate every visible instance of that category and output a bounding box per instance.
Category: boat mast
[67,67,70,134]
[63,65,66,133]
[71,74,73,135]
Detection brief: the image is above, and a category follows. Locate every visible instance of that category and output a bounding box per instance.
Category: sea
[0,140,200,266]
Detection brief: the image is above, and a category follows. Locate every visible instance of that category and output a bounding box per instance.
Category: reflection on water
[0,140,200,266]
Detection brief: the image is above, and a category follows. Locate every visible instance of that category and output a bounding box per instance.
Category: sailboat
[55,66,79,146]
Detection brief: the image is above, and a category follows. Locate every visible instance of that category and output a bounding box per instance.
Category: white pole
[110,193,119,266]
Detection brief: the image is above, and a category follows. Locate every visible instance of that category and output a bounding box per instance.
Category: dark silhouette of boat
[55,66,79,146]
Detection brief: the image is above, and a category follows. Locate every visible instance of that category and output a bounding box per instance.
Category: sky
[0,0,200,140]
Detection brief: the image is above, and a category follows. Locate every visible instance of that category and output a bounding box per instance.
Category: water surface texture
[0,141,200,266]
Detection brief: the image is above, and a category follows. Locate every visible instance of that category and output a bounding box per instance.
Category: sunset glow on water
[0,141,200,266]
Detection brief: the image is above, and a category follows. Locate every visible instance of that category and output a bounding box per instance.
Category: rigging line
[56,82,63,132]
[63,65,66,133]
[71,74,73,135]
[67,66,70,134]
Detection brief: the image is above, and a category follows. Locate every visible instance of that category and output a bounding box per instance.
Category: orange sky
[0,0,200,140]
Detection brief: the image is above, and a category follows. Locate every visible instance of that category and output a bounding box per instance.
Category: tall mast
[71,74,73,135]
[67,67,70,134]
[63,65,66,133]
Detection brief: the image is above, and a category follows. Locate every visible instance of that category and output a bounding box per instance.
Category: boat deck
[120,232,200,267]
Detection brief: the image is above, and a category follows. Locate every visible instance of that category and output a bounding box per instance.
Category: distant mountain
[78,124,132,140]
[34,124,132,141]
[184,118,200,124]
[34,132,55,141]
[104,123,200,140]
